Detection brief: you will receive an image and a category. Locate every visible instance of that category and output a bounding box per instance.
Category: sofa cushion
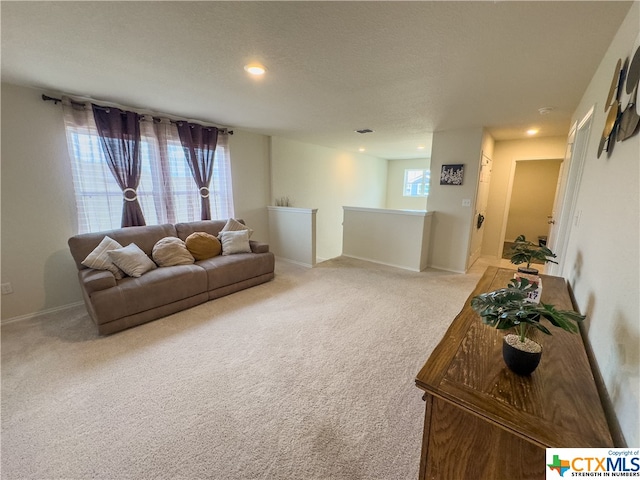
[220,230,252,255]
[79,269,117,295]
[69,224,178,269]
[88,264,208,324]
[108,243,158,278]
[249,240,270,254]
[81,236,125,279]
[198,252,275,291]
[185,232,222,260]
[219,218,254,238]
[152,237,195,267]
[175,220,229,241]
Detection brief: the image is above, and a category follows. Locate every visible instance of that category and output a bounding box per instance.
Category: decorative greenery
[470,277,585,344]
[275,196,291,207]
[510,234,558,269]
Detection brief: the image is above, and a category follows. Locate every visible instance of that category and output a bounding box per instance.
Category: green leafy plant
[510,234,558,270]
[470,277,585,343]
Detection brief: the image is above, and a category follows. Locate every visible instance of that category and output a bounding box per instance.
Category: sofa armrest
[79,269,117,295]
[249,240,270,254]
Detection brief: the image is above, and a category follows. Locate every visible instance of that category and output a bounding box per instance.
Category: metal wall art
[598,39,640,158]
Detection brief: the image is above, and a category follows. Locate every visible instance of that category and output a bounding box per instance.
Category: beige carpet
[1,257,484,480]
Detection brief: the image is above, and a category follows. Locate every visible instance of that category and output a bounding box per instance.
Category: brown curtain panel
[176,122,219,220]
[92,105,146,227]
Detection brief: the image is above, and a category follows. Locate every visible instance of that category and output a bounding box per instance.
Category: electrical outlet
[1,283,13,295]
[462,199,471,207]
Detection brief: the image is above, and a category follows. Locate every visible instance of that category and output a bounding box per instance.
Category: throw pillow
[152,237,195,267]
[107,243,157,278]
[185,232,222,261]
[81,236,125,280]
[220,230,252,256]
[219,218,253,238]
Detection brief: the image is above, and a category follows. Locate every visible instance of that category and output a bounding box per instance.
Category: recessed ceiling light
[538,107,554,115]
[417,145,425,150]
[244,63,266,76]
[526,128,539,136]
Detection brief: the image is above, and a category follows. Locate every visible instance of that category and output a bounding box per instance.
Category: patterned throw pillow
[185,232,222,261]
[218,218,253,238]
[107,243,157,278]
[81,236,125,279]
[152,237,195,267]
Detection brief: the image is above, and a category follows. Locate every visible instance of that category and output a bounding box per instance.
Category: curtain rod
[41,94,234,135]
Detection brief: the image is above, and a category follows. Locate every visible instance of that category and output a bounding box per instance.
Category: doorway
[500,159,563,259]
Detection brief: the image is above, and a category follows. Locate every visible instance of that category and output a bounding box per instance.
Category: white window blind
[62,99,234,233]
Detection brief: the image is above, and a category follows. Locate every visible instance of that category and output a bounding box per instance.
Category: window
[63,103,234,233]
[403,169,430,197]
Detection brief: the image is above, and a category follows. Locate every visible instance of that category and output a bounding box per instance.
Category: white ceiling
[1,1,633,159]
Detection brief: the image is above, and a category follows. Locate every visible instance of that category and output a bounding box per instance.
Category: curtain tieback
[199,187,210,198]
[123,188,138,202]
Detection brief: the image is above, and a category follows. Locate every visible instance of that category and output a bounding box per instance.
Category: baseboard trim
[274,256,314,268]
[341,254,422,272]
[1,301,85,325]
[427,264,466,274]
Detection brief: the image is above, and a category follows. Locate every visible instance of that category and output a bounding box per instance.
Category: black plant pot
[517,266,539,275]
[502,336,542,376]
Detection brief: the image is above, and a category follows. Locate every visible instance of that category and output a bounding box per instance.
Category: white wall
[427,127,485,273]
[482,136,567,258]
[1,83,81,319]
[0,83,272,320]
[228,129,271,242]
[561,2,639,447]
[267,206,317,268]
[270,137,387,261]
[342,207,432,271]
[385,158,430,210]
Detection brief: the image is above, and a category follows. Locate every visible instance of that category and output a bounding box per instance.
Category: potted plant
[509,234,557,275]
[470,277,585,375]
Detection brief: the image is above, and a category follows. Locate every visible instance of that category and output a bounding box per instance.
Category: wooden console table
[415,267,612,480]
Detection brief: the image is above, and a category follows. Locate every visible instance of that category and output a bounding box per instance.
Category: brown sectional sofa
[68,220,275,335]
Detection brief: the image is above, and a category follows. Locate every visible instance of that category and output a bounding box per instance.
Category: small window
[403,169,430,197]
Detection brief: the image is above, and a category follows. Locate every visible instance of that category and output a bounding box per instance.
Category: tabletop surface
[415,266,613,448]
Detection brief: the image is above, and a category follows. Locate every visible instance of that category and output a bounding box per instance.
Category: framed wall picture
[440,164,464,185]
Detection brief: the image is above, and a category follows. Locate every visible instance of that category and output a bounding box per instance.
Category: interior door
[546,134,574,252]
[468,153,492,267]
[546,107,594,276]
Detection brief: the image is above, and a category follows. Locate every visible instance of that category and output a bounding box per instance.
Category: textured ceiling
[1,1,633,159]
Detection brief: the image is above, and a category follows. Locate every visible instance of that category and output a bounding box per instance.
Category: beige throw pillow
[220,230,252,255]
[81,236,125,279]
[185,232,222,261]
[107,243,157,278]
[152,237,195,267]
[219,218,253,238]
